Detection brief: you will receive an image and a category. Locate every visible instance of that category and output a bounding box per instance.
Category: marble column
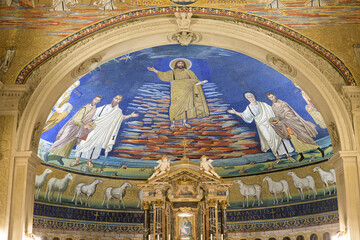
[207,199,217,240]
[143,201,152,240]
[219,200,228,240]
[154,199,164,240]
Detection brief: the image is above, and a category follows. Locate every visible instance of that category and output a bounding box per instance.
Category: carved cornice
[13,151,42,172]
[342,86,360,114]
[0,84,29,113]
[328,151,359,174]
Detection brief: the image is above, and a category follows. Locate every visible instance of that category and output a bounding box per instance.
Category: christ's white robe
[75,104,124,160]
[241,101,294,156]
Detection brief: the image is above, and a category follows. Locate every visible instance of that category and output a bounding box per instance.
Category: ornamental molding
[0,84,29,113]
[168,12,202,46]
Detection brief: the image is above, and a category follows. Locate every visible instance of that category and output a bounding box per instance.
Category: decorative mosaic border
[16,6,356,86]
[34,197,337,223]
[33,216,143,234]
[228,212,339,232]
[33,212,338,233]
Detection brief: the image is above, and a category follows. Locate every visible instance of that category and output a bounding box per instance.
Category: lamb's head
[286,172,295,177]
[65,173,73,180]
[44,168,53,174]
[262,176,271,182]
[234,179,243,186]
[123,182,133,188]
[313,166,320,172]
[95,179,104,185]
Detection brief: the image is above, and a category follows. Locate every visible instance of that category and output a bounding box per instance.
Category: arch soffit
[16,11,356,153]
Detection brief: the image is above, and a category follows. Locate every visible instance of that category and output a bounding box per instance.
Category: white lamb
[234,179,263,207]
[35,168,53,200]
[44,173,73,202]
[263,176,292,205]
[102,182,133,209]
[313,166,336,195]
[287,171,317,200]
[72,179,103,207]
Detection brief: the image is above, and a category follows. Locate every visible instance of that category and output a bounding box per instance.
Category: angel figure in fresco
[147,58,209,130]
[43,80,80,133]
[200,155,220,178]
[148,155,171,180]
[266,92,324,162]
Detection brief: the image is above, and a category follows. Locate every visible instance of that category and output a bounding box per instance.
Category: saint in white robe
[75,104,124,160]
[240,101,294,156]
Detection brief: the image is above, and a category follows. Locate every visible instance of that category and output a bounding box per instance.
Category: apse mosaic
[38,44,333,179]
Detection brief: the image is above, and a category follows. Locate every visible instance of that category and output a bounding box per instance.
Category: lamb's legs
[325,183,331,195]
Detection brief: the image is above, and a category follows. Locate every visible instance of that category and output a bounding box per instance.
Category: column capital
[14,151,42,168]
[342,86,360,114]
[219,200,229,210]
[329,151,359,173]
[206,199,217,208]
[142,201,152,210]
[0,84,29,114]
[154,199,165,208]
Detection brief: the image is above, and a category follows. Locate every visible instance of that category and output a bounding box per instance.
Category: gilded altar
[138,158,233,240]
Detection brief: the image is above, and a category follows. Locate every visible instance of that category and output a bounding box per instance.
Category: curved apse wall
[34,45,338,239]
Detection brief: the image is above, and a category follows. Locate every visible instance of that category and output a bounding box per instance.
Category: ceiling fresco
[1,1,360,37]
[38,44,333,179]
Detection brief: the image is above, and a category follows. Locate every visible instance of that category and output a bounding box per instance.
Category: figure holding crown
[147,58,209,130]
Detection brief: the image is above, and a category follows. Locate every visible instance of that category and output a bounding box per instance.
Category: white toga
[75,104,124,160]
[241,101,294,156]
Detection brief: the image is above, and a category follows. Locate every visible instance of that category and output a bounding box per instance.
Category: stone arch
[11,10,358,240]
[15,13,355,154]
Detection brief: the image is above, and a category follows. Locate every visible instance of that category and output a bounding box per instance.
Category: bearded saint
[147,59,209,130]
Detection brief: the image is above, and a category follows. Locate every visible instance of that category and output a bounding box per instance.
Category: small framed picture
[177,213,195,240]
